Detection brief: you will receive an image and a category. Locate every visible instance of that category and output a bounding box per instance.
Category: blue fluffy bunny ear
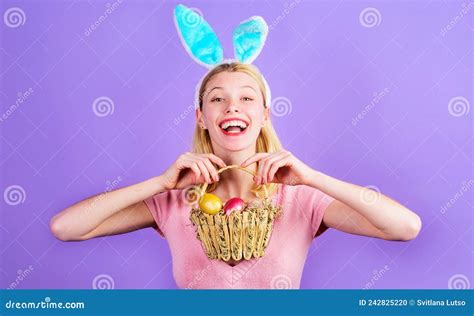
[174,4,224,68]
[233,16,268,64]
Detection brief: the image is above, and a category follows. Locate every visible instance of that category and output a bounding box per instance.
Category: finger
[189,163,202,183]
[180,152,192,160]
[181,159,202,183]
[259,152,287,184]
[264,152,289,183]
[201,157,219,182]
[268,156,291,183]
[241,153,269,168]
[185,155,210,181]
[196,160,212,183]
[191,155,219,182]
[257,155,277,185]
[205,154,226,168]
[267,152,292,183]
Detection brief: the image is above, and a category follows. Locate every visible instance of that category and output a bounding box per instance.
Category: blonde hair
[192,62,282,197]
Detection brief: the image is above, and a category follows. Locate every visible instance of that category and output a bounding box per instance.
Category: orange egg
[198,193,222,215]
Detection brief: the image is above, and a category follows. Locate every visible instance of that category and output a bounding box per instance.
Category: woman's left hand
[240,150,314,186]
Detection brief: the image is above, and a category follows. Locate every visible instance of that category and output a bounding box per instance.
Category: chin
[222,144,253,152]
[210,128,259,153]
[213,135,258,153]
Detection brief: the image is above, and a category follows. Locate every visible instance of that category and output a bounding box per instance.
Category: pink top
[144,184,335,289]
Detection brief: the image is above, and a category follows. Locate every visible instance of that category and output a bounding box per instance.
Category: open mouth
[218,119,249,136]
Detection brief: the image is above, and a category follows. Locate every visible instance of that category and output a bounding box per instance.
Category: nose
[225,103,240,114]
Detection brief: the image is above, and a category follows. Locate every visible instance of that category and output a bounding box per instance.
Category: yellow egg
[198,193,222,215]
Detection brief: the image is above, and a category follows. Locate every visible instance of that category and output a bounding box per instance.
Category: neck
[212,144,258,201]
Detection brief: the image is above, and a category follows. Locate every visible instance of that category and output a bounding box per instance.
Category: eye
[242,96,254,101]
[211,97,224,102]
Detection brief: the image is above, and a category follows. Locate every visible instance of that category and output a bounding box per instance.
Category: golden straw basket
[189,165,283,262]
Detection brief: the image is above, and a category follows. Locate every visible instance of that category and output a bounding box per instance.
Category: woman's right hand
[160,152,226,190]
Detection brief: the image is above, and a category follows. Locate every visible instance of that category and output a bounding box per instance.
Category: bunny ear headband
[173,4,271,109]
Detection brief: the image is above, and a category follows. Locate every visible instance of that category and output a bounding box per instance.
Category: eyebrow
[206,85,257,97]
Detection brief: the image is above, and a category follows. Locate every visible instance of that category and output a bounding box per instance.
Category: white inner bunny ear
[233,16,269,64]
[174,4,224,68]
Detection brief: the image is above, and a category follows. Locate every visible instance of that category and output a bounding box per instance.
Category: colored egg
[198,193,222,215]
[223,197,245,215]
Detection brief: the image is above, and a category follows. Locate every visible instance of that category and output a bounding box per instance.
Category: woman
[50,62,421,289]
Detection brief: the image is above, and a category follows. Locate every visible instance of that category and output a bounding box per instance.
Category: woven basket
[189,165,282,262]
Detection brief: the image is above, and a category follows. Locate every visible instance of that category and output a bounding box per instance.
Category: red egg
[223,197,245,215]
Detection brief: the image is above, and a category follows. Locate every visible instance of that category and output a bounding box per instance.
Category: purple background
[0,0,472,289]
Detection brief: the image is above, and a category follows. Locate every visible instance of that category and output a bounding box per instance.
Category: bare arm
[50,152,226,242]
[50,176,167,241]
[241,150,422,242]
[307,170,422,241]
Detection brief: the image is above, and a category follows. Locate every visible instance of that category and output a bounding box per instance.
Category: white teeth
[220,120,248,130]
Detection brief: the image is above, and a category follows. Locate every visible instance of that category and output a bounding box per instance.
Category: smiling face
[197,71,270,152]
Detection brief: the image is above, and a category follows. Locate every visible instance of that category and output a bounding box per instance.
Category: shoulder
[278,184,333,204]
[148,189,189,205]
[278,184,335,219]
[279,185,335,238]
[144,189,190,213]
[144,189,190,238]
[275,184,335,239]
